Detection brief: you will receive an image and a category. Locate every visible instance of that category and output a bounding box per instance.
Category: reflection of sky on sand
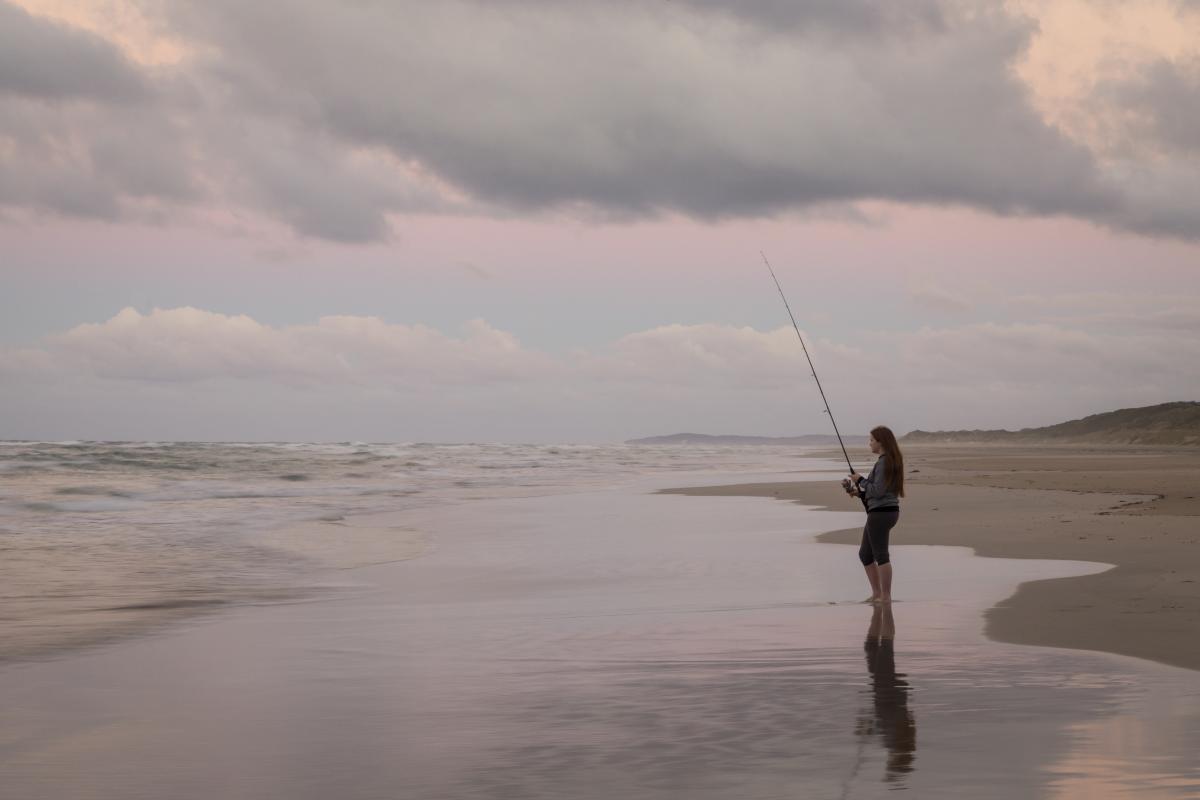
[1,481,1199,798]
[1046,673,1200,799]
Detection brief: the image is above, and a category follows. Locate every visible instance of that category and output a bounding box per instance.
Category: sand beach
[3,444,1200,797]
[663,444,1200,672]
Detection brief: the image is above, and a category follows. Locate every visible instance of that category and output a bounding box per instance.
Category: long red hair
[871,425,905,497]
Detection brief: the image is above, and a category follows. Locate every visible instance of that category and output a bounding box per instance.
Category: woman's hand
[849,472,862,483]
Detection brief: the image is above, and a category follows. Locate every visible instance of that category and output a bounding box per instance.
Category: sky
[1,0,1199,442]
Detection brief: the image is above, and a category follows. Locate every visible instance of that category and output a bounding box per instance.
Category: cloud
[0,95,200,219]
[908,284,974,313]
[5,310,866,391]
[6,307,553,386]
[5,307,1194,441]
[0,1,147,102]
[199,117,450,243]
[1050,309,1200,335]
[1107,57,1200,157]
[1076,54,1200,237]
[1,0,1199,241]
[585,323,867,391]
[899,321,1192,387]
[670,0,947,36]
[0,2,197,219]
[1091,307,1200,332]
[0,1,456,238]
[162,0,1112,220]
[1001,292,1200,333]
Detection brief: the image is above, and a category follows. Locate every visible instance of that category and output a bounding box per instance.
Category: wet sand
[3,477,1200,798]
[662,445,1200,672]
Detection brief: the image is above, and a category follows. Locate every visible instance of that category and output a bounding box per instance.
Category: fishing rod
[759,252,857,480]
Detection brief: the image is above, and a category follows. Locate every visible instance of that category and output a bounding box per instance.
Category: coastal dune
[662,445,1200,672]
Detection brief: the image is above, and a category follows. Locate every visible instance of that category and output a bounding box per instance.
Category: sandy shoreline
[11,480,1200,797]
[662,444,1200,672]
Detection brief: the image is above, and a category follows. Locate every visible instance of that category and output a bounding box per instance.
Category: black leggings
[859,510,900,566]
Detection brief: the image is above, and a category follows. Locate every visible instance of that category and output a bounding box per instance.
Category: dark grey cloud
[0,1,147,102]
[0,0,1198,242]
[1111,58,1200,155]
[1083,57,1200,239]
[0,95,199,220]
[483,0,948,37]
[0,1,443,239]
[671,0,947,36]
[163,0,1117,220]
[0,1,196,219]
[206,119,410,243]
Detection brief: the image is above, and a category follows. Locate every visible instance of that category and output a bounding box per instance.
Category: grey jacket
[857,455,900,511]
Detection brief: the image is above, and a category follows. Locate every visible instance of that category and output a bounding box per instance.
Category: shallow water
[2,480,1198,799]
[0,441,812,659]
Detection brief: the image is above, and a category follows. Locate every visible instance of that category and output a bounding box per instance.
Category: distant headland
[625,433,869,446]
[628,402,1200,447]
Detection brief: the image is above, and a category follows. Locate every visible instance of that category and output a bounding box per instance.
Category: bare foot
[879,595,893,604]
[863,595,882,604]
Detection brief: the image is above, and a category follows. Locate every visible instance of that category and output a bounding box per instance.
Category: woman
[847,426,904,604]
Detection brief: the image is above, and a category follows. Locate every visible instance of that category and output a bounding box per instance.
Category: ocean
[0,440,810,661]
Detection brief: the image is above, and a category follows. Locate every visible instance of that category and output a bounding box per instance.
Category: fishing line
[759,252,857,480]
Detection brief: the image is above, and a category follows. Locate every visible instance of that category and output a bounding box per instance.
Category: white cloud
[587,323,867,388]
[1004,291,1175,310]
[908,284,974,313]
[1000,292,1200,332]
[3,308,1195,440]
[7,307,553,386]
[901,321,1190,384]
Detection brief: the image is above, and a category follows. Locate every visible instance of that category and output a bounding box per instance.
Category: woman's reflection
[860,603,916,783]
